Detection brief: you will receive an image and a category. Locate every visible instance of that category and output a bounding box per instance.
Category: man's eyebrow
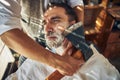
[42,16,61,24]
[51,16,61,20]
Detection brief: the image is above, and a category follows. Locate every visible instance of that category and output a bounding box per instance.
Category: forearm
[0,28,83,76]
[0,29,58,67]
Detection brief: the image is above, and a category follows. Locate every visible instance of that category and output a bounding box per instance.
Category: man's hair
[46,2,78,22]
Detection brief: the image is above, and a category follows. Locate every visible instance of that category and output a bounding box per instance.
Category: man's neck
[52,46,65,56]
[52,46,77,56]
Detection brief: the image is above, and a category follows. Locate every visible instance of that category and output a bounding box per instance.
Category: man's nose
[45,22,54,32]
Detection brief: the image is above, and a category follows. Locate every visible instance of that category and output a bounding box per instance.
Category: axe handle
[45,71,64,80]
[45,50,83,80]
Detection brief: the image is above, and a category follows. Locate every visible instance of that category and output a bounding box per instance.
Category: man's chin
[46,41,61,48]
[46,37,64,48]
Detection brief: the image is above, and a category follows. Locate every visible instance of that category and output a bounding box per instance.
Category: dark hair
[46,2,78,22]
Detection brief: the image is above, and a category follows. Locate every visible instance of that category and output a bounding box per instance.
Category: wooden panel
[104,31,120,58]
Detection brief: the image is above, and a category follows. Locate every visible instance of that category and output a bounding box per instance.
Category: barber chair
[83,5,104,52]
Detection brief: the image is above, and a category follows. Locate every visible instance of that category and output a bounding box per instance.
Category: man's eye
[52,19,60,23]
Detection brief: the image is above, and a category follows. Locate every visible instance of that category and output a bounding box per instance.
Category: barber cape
[6,44,120,80]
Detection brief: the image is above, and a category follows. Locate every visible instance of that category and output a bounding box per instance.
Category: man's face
[43,7,72,48]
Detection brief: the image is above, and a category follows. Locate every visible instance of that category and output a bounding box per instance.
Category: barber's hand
[61,38,73,56]
[55,39,84,76]
[56,54,84,76]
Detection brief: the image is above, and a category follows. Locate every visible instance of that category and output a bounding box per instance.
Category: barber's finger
[62,48,72,56]
[62,38,69,48]
[79,59,84,66]
[62,41,73,56]
[67,41,73,48]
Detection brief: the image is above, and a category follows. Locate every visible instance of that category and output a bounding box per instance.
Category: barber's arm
[1,28,83,75]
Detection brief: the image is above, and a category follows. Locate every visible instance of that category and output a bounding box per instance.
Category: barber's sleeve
[67,0,84,8]
[0,0,22,35]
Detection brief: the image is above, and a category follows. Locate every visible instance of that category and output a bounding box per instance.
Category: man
[6,3,120,80]
[0,0,82,76]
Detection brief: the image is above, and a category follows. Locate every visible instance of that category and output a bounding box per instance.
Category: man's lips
[47,36,57,40]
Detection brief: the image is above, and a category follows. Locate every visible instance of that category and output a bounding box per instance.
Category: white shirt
[0,0,22,35]
[6,44,120,80]
[68,0,84,7]
[0,0,84,35]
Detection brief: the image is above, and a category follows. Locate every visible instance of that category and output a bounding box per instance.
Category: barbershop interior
[0,0,120,80]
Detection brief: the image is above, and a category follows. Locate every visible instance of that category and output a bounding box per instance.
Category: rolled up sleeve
[0,0,22,35]
[68,0,84,8]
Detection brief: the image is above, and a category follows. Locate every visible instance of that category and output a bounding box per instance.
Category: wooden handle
[46,50,83,80]
[45,70,64,80]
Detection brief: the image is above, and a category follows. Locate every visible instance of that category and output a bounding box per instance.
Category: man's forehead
[44,14,60,20]
[44,7,65,18]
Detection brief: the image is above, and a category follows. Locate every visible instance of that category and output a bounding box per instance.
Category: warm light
[96,20,102,26]
[77,6,83,11]
[85,31,89,34]
[49,7,52,10]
